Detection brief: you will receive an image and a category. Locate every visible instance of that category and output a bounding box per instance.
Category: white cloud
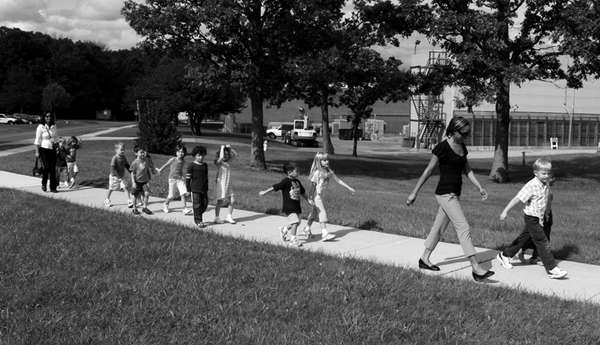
[0,0,141,50]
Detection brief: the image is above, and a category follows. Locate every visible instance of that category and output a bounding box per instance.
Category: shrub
[136,101,182,155]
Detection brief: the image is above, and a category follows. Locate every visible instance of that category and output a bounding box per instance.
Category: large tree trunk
[351,118,360,157]
[489,76,510,182]
[320,94,334,154]
[249,90,266,169]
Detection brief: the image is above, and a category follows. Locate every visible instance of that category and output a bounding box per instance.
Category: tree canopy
[122,0,346,169]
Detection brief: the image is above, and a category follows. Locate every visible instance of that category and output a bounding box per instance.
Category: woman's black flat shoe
[419,258,440,271]
[472,270,495,282]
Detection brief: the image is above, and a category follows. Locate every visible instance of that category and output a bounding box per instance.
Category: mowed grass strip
[1,188,599,344]
[2,139,600,265]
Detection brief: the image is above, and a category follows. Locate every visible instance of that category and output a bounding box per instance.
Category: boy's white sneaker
[127,200,134,208]
[302,226,313,239]
[548,267,568,279]
[104,199,111,207]
[321,232,336,242]
[225,215,236,224]
[496,252,513,269]
[182,208,193,215]
[214,217,224,224]
[163,204,169,213]
[517,250,527,264]
[288,237,303,247]
[278,226,289,242]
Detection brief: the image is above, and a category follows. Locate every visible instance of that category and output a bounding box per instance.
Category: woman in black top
[407,117,493,282]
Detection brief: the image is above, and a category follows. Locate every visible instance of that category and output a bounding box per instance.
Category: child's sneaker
[547,267,568,279]
[163,203,169,213]
[321,231,336,242]
[214,217,224,224]
[517,249,527,264]
[127,200,134,208]
[104,199,112,207]
[142,207,153,215]
[496,252,513,269]
[132,208,141,215]
[278,226,289,242]
[196,222,208,229]
[182,208,193,215]
[302,226,313,239]
[529,256,542,265]
[225,215,237,224]
[288,237,303,247]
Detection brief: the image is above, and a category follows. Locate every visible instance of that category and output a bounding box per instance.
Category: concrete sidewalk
[1,170,599,305]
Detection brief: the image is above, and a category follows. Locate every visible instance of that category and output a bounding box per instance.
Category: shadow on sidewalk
[437,249,498,268]
[234,213,273,223]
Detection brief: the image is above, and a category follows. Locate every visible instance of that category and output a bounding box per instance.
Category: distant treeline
[0,26,163,120]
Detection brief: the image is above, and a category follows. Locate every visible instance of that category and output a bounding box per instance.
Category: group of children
[103,142,354,247]
[55,136,80,189]
[104,142,237,227]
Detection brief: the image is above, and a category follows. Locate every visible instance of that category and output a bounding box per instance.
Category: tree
[42,82,72,117]
[276,15,364,154]
[360,0,600,182]
[122,0,345,169]
[0,66,41,113]
[339,49,411,157]
[126,57,245,136]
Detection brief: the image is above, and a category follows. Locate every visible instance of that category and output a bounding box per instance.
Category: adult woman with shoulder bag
[34,112,58,192]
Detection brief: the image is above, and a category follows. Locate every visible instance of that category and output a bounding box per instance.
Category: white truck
[266,122,293,139]
[282,115,319,147]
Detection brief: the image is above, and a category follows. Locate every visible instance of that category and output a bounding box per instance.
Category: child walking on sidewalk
[214,144,238,224]
[66,136,80,189]
[157,144,191,215]
[259,163,312,247]
[185,145,209,228]
[130,145,158,215]
[302,152,355,241]
[496,158,567,279]
[55,137,69,189]
[105,142,133,207]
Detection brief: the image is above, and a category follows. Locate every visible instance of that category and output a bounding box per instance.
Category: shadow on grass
[358,219,384,231]
[553,244,580,260]
[268,155,430,180]
[469,155,600,184]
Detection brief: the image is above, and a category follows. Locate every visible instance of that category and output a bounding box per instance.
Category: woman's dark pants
[39,147,57,191]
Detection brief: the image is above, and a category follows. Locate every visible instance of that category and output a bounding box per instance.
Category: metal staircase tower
[410,51,449,149]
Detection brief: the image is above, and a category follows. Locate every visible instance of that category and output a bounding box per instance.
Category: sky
[0,0,416,58]
[0,0,142,50]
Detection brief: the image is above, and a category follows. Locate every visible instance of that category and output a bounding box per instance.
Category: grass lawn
[1,139,600,265]
[1,188,599,344]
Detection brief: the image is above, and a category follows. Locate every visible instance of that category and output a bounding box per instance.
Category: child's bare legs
[214,196,235,223]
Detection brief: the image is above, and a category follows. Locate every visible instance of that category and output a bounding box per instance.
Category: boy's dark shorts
[133,181,148,196]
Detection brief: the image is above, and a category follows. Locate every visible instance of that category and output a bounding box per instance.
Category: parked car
[12,113,40,124]
[0,113,19,124]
